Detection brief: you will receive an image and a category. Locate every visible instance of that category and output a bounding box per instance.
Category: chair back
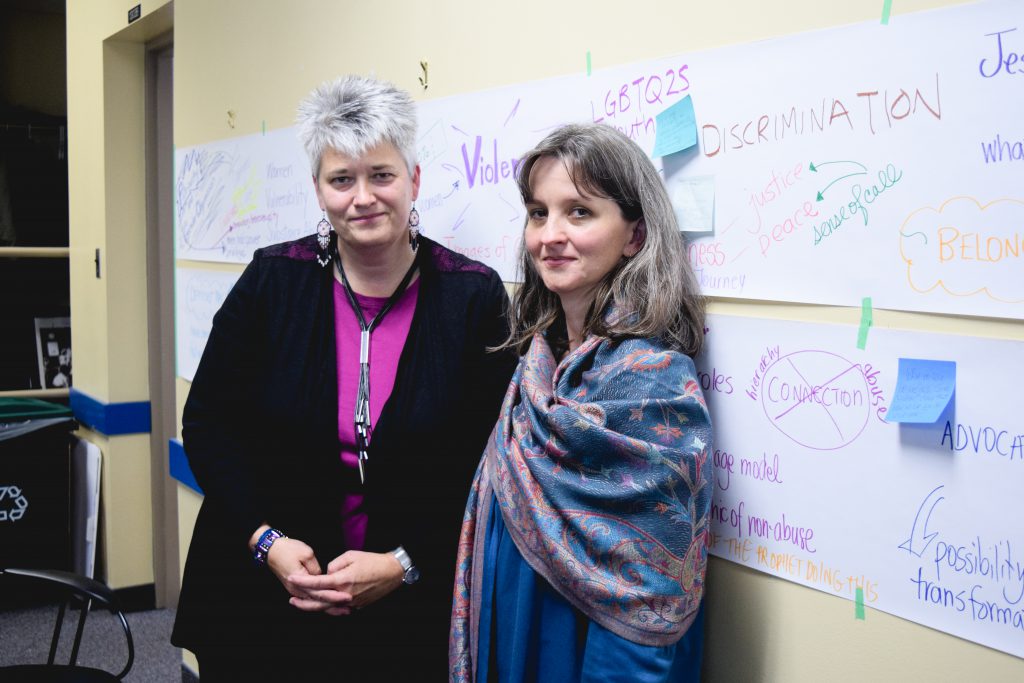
[0,567,134,680]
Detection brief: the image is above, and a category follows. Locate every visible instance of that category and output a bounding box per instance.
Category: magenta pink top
[333,276,419,551]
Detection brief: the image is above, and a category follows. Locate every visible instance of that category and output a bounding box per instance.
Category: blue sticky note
[885,358,956,423]
[652,95,697,158]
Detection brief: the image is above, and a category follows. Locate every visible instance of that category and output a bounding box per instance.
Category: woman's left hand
[287,550,404,614]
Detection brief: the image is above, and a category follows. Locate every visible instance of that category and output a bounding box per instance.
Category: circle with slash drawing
[760,350,870,450]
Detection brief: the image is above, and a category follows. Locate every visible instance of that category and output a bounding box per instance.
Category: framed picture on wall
[34,316,72,389]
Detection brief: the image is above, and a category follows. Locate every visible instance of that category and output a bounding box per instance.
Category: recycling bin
[0,399,75,608]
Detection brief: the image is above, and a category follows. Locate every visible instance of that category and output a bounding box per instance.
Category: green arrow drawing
[809,160,868,173]
[816,171,867,201]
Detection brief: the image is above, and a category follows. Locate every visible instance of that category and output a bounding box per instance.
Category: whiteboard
[697,313,1024,658]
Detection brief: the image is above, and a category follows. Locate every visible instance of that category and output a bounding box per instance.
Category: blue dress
[476,496,705,683]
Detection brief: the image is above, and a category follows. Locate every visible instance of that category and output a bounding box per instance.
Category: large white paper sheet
[175,267,241,382]
[696,313,1024,658]
[414,0,1023,319]
[174,1,1022,321]
[175,126,322,263]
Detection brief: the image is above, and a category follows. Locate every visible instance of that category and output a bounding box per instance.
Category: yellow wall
[68,0,1023,678]
[65,0,173,590]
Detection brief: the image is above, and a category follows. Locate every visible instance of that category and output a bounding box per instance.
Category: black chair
[0,567,134,681]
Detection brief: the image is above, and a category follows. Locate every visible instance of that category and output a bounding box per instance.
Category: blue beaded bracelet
[253,528,285,567]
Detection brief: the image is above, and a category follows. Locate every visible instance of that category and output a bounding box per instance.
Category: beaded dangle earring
[408,204,421,251]
[315,212,333,267]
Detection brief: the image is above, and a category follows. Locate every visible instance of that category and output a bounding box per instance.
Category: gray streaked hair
[505,123,706,357]
[296,75,417,176]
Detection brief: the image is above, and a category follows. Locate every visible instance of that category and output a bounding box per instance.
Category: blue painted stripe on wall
[69,388,152,436]
[169,438,203,495]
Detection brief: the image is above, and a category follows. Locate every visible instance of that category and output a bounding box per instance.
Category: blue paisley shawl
[450,330,713,681]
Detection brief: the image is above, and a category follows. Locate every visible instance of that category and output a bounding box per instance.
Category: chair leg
[48,601,67,665]
[69,597,92,665]
[115,611,135,679]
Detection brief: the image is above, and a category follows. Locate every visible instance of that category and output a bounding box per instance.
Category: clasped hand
[266,539,404,616]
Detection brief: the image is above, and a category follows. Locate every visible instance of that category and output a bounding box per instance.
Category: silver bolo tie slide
[356,329,371,484]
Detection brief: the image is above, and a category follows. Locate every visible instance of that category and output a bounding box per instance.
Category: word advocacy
[941,421,1024,461]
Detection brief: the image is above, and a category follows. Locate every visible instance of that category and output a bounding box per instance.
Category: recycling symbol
[0,485,28,522]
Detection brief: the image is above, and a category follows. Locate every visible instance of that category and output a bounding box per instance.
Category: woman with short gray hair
[173,75,516,680]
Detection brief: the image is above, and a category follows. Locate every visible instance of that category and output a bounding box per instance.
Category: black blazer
[172,235,515,672]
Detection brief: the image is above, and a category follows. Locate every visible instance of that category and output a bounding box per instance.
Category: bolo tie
[335,255,419,484]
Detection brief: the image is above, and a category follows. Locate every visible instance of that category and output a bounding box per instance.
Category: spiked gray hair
[296,75,418,176]
[505,123,706,358]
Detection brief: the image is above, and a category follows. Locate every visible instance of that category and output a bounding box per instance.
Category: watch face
[404,566,421,585]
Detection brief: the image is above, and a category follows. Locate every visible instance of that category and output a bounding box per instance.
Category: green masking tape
[857,297,873,350]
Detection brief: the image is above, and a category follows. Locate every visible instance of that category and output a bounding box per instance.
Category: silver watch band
[392,546,420,585]
[392,546,413,572]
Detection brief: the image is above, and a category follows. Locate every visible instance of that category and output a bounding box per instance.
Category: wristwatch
[392,546,420,585]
